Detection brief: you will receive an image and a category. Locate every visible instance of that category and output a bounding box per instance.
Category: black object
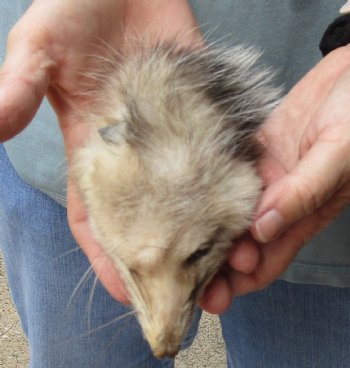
[320,14,350,56]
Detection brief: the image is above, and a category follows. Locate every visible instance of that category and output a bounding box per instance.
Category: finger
[228,235,261,274]
[200,237,261,313]
[253,135,348,243]
[0,26,55,141]
[228,227,305,297]
[199,273,232,314]
[230,186,350,296]
[67,180,130,305]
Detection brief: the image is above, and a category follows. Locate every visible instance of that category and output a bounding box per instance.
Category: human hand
[0,0,201,304]
[201,45,350,313]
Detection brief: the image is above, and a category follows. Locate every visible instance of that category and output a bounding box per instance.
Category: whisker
[65,264,95,315]
[86,274,99,332]
[52,310,136,353]
[55,246,81,260]
[86,310,136,337]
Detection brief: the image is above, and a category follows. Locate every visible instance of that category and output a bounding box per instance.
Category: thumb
[252,138,347,243]
[0,26,55,141]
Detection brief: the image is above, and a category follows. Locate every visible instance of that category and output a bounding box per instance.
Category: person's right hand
[0,0,202,303]
[201,45,350,313]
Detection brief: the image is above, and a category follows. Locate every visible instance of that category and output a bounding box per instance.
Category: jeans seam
[290,262,350,273]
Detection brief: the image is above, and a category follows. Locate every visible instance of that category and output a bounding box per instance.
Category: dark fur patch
[124,100,155,150]
[174,48,273,162]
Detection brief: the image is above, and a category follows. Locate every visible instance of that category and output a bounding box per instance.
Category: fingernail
[254,209,285,243]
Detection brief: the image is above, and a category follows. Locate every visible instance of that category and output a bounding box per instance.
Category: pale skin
[1,0,350,315]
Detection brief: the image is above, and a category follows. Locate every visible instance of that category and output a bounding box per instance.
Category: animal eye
[185,245,212,266]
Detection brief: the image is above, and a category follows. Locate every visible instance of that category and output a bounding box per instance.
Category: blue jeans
[1,142,350,368]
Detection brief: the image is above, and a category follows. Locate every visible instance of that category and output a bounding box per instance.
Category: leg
[220,280,350,368]
[0,144,201,368]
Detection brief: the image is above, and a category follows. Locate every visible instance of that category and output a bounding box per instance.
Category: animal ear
[98,122,128,145]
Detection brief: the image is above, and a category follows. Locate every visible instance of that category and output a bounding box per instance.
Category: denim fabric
[0,144,201,368]
[220,281,350,368]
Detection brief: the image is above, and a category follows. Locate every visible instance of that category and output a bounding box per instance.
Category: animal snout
[151,331,182,359]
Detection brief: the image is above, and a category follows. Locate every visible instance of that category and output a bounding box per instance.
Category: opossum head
[73,45,278,358]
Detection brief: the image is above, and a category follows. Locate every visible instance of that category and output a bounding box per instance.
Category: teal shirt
[3,0,350,287]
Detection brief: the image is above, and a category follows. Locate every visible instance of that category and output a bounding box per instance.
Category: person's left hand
[201,45,350,313]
